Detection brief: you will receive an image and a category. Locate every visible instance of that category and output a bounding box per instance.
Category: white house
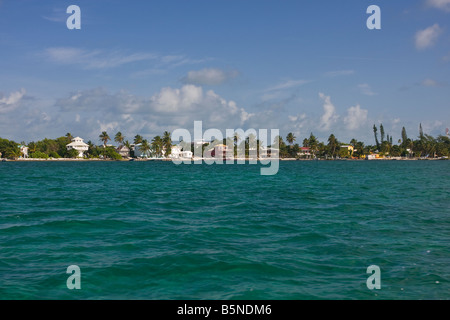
[260,147,279,159]
[18,145,29,158]
[297,147,311,159]
[170,145,193,159]
[66,137,89,158]
[116,145,130,158]
[134,143,150,158]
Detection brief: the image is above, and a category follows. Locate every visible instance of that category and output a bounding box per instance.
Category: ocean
[0,160,449,299]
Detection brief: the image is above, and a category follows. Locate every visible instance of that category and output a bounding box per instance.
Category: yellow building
[341,145,354,153]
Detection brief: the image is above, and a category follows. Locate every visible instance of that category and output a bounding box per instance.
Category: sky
[0,0,449,145]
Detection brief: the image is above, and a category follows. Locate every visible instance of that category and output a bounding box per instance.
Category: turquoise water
[0,161,449,300]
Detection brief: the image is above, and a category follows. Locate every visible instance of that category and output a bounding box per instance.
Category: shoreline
[2,157,448,162]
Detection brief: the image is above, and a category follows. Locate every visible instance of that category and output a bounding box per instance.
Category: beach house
[259,146,280,159]
[18,145,29,158]
[116,145,130,158]
[297,147,311,159]
[66,137,89,158]
[170,145,193,159]
[205,144,233,159]
[133,143,150,158]
[341,145,354,154]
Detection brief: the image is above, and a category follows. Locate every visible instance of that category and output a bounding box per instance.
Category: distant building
[18,145,29,158]
[366,154,380,160]
[205,144,233,159]
[66,137,89,157]
[170,145,193,159]
[116,145,130,158]
[260,147,280,159]
[341,145,354,154]
[193,139,209,147]
[297,147,311,158]
[134,143,150,158]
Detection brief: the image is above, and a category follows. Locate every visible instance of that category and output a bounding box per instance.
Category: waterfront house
[18,145,29,158]
[366,154,380,160]
[66,137,89,158]
[116,145,130,158]
[341,145,354,155]
[170,145,193,159]
[260,147,280,159]
[133,143,150,158]
[297,147,311,159]
[205,144,233,159]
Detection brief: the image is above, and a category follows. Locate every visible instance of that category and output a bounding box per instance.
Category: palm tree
[243,133,258,158]
[302,138,309,148]
[66,132,73,143]
[380,123,385,143]
[99,131,110,148]
[114,132,125,147]
[28,142,37,154]
[233,132,240,146]
[327,134,338,158]
[355,141,365,158]
[5,147,21,160]
[139,139,151,158]
[163,131,172,158]
[373,124,380,149]
[286,132,296,146]
[152,135,163,157]
[309,133,318,158]
[401,127,408,149]
[134,135,143,145]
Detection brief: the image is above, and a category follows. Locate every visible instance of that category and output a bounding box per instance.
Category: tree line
[0,124,449,159]
[275,123,449,159]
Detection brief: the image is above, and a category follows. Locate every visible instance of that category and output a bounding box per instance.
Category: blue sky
[0,0,449,145]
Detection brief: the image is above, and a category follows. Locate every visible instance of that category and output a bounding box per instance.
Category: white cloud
[415,24,442,50]
[52,84,255,141]
[426,0,450,12]
[318,93,339,131]
[344,105,368,130]
[182,68,238,85]
[150,85,204,113]
[358,83,376,96]
[97,120,119,133]
[0,88,26,114]
[288,114,306,122]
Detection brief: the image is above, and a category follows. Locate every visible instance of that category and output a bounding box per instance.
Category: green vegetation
[114,132,125,146]
[151,136,163,157]
[271,126,449,159]
[30,151,49,159]
[0,138,20,159]
[99,131,110,148]
[1,124,449,160]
